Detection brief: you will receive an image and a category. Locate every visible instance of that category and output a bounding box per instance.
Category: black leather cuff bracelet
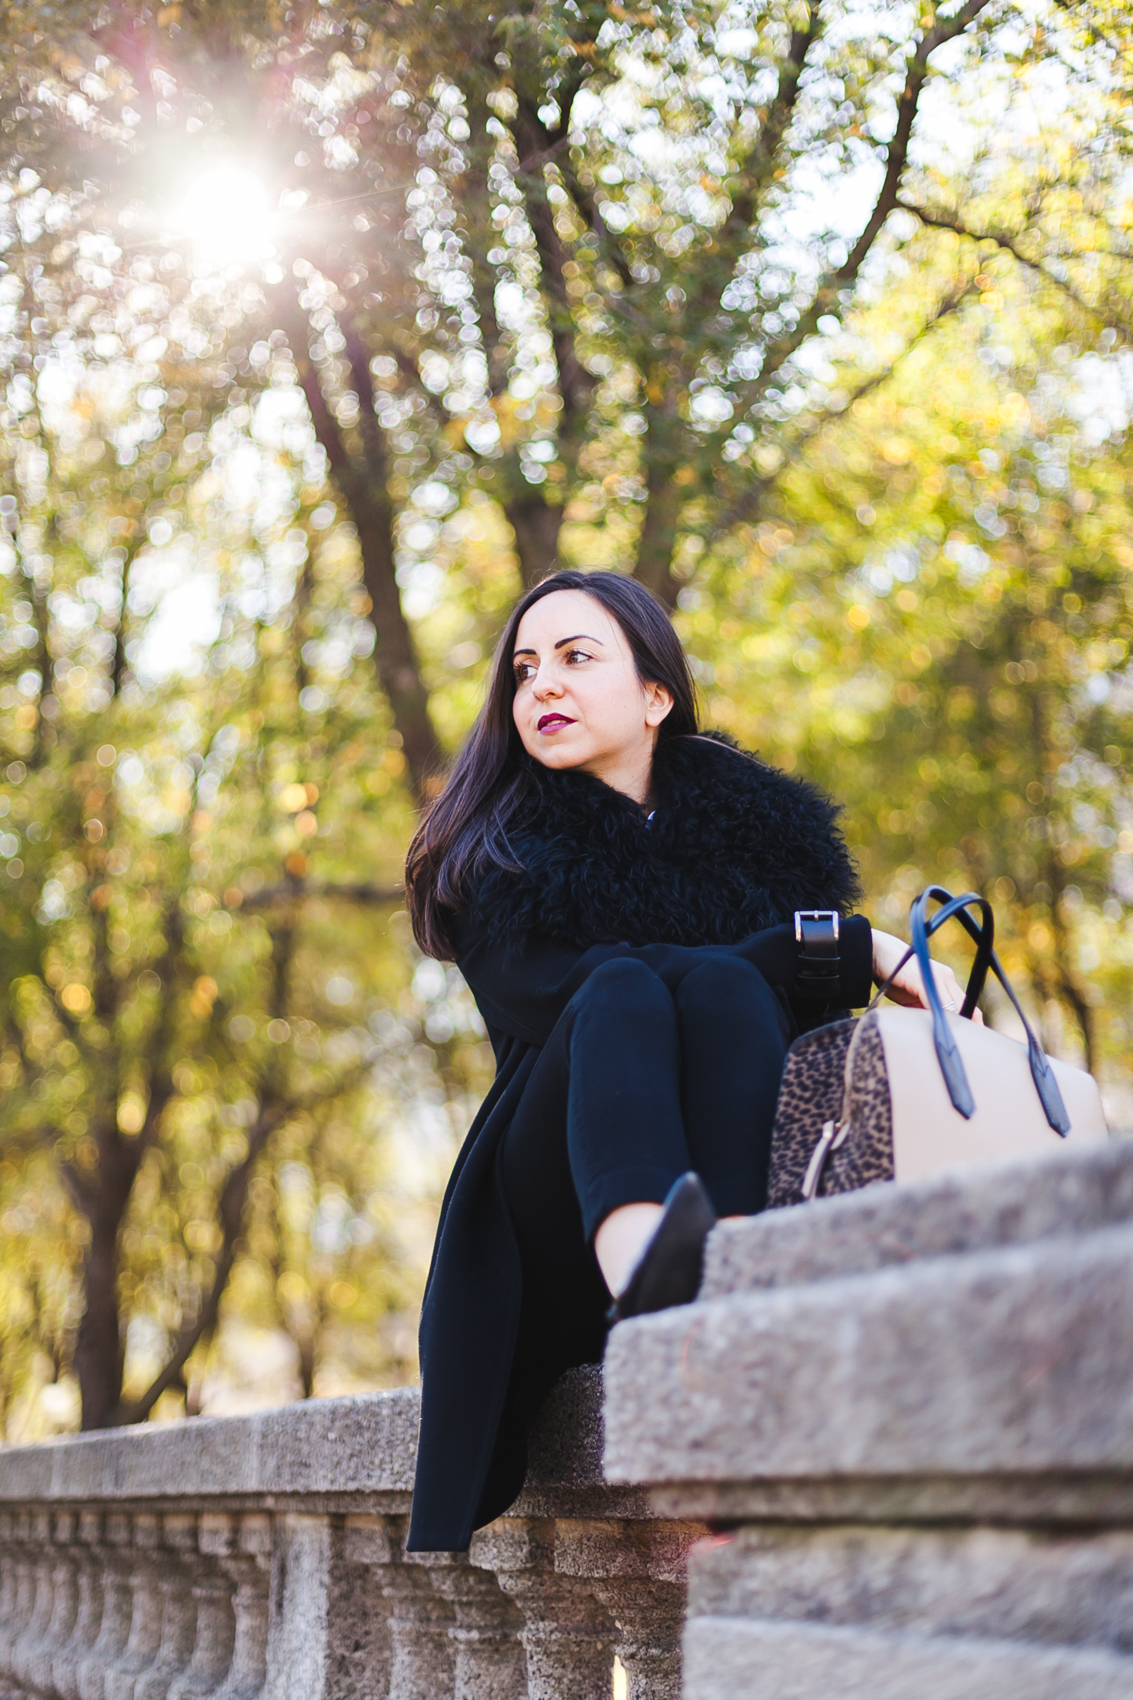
[794,909,841,996]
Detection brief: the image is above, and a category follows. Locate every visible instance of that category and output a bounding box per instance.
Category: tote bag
[768,887,1109,1208]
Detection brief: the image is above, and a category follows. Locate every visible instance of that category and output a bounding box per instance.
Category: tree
[683,234,1133,1074]
[1,0,1132,1431]
[8,0,1129,664]
[0,302,489,1427]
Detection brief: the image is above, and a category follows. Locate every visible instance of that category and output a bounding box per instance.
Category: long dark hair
[405,570,698,958]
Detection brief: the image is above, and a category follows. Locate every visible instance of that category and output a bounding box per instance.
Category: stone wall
[2,1138,1131,1698]
[604,1137,1133,1698]
[0,1369,703,1699]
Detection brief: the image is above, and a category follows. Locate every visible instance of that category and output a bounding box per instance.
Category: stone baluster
[104,1514,167,1700]
[11,1510,58,1693]
[329,1517,395,1700]
[555,1519,701,1700]
[133,1516,199,1700]
[593,1578,683,1700]
[211,1516,271,1700]
[0,1513,18,1678]
[427,1552,527,1700]
[77,1513,136,1700]
[25,1511,81,1699]
[54,1514,106,1700]
[166,1515,236,1700]
[0,1513,14,1629]
[472,1519,616,1700]
[345,1515,455,1700]
[0,1510,37,1686]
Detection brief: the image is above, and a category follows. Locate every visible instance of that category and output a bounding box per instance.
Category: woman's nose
[531,668,561,700]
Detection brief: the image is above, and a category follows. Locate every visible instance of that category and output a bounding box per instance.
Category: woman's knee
[572,955,669,1015]
[565,958,674,1062]
[675,953,776,1016]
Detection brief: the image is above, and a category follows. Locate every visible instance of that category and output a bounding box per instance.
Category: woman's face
[510,589,673,793]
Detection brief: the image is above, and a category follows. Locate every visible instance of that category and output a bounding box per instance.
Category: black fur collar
[468,733,860,950]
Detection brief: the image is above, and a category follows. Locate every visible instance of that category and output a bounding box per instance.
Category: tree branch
[227,880,402,911]
[271,278,439,799]
[120,1094,290,1423]
[709,272,980,541]
[719,6,824,246]
[897,198,1133,332]
[753,0,994,400]
[511,102,595,433]
[109,534,141,700]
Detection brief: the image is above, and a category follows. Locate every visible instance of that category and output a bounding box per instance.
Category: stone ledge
[644,1470,1133,1525]
[702,1136,1133,1299]
[605,1142,1133,1507]
[0,1385,421,1507]
[682,1617,1133,1700]
[2,1141,1130,1700]
[0,1366,648,1519]
[685,1521,1133,1638]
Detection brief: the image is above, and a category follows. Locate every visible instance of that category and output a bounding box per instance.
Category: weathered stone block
[682,1616,1133,1700]
[686,1524,1133,1649]
[702,1137,1133,1299]
[604,1220,1133,1499]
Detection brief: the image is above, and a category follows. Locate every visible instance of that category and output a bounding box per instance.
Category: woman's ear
[644,683,674,728]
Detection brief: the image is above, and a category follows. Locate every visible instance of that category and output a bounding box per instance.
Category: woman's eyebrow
[512,633,605,659]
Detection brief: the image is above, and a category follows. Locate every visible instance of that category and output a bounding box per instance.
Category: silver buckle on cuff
[794,910,840,944]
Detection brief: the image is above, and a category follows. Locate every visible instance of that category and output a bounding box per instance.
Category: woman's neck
[575,740,656,806]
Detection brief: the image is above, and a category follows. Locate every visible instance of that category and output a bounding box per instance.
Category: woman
[404,569,968,1553]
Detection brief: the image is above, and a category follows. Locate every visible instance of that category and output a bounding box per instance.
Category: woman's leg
[673,954,789,1216]
[562,956,689,1239]
[503,953,787,1313]
[501,956,692,1307]
[486,1044,608,1528]
[488,971,679,1521]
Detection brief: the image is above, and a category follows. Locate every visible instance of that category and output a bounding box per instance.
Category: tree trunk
[272,285,439,799]
[351,472,439,795]
[110,541,137,700]
[296,1327,316,1401]
[634,459,684,609]
[73,1127,137,1429]
[505,494,562,588]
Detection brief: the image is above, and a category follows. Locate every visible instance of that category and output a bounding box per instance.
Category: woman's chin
[526,738,591,770]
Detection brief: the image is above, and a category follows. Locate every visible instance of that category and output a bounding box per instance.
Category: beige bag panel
[876,1006,1109,1186]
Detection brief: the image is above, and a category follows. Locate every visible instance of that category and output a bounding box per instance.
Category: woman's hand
[871,929,984,1024]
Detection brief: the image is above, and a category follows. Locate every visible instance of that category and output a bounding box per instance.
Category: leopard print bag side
[767,1010,895,1208]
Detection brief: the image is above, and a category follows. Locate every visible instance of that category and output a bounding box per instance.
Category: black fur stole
[469,733,860,950]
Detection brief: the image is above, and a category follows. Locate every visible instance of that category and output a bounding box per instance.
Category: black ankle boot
[608,1173,717,1323]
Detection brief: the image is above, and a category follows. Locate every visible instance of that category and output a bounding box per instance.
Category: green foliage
[0,0,1131,1432]
[683,252,1133,1073]
[0,386,490,1434]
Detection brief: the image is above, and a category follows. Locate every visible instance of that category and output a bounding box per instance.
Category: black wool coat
[407,733,873,1552]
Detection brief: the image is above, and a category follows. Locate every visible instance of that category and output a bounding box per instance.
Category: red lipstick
[537,713,575,732]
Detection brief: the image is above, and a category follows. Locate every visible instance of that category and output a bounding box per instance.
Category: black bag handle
[875,892,992,1015]
[919,888,996,1016]
[909,887,1069,1135]
[909,889,985,1118]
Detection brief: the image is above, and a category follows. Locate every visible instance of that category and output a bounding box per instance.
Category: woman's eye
[514,662,535,683]
[564,649,591,665]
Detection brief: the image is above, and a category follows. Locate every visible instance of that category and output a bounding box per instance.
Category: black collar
[470,733,860,949]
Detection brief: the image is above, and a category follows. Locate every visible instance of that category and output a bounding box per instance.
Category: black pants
[479,955,789,1522]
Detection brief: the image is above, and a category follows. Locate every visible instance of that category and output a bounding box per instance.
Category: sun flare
[173,164,277,271]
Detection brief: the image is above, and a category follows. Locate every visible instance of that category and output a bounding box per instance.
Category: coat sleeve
[452,911,874,1049]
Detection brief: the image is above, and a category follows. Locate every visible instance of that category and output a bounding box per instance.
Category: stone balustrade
[0,1362,702,1700]
[3,1137,1133,1699]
